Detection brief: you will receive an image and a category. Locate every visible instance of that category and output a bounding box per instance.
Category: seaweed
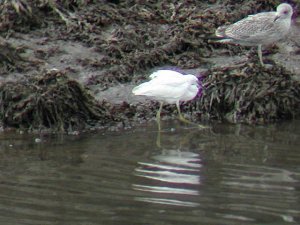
[0,38,24,73]
[0,0,93,33]
[198,63,300,124]
[0,69,108,131]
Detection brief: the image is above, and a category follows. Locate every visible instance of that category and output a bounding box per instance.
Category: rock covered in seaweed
[198,63,300,124]
[0,69,109,131]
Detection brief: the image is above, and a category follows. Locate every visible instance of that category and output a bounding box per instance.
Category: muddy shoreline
[0,0,299,133]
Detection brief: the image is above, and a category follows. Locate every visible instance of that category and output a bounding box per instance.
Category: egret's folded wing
[132,81,189,100]
[149,70,184,80]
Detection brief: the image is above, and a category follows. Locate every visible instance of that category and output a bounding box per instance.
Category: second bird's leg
[257,44,265,67]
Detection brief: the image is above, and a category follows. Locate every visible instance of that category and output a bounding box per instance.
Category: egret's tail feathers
[132,83,151,96]
[132,86,142,95]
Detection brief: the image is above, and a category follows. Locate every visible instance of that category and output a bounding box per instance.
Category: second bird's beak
[273,14,280,22]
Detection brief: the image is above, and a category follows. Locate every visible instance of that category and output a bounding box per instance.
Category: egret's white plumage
[215,3,293,66]
[133,70,199,104]
[132,70,201,130]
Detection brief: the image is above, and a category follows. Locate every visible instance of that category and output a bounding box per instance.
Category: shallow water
[0,120,299,225]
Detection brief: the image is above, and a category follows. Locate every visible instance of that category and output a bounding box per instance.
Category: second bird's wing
[222,12,277,42]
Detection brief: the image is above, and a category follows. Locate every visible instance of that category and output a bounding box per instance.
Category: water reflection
[0,121,299,224]
[133,129,203,207]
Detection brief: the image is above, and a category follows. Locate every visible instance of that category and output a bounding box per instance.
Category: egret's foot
[197,124,210,129]
[178,116,209,129]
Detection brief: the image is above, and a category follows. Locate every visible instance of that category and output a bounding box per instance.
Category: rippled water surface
[0,120,299,225]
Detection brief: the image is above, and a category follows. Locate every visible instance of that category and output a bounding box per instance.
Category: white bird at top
[132,70,203,130]
[215,3,293,66]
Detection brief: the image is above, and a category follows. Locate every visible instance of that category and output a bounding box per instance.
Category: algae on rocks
[0,70,109,131]
[198,63,300,124]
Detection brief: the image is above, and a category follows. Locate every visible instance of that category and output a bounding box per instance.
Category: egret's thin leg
[176,101,191,124]
[176,101,208,129]
[156,102,164,131]
[257,44,265,67]
[156,129,162,148]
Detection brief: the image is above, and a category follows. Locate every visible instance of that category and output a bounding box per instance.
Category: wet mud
[0,0,299,132]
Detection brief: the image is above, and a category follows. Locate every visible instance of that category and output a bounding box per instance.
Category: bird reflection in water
[133,129,202,207]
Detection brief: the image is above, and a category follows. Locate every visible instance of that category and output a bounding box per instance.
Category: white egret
[132,70,204,130]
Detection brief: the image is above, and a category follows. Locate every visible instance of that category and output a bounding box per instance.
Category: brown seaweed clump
[0,37,26,74]
[0,70,109,132]
[0,0,91,32]
[198,63,300,124]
